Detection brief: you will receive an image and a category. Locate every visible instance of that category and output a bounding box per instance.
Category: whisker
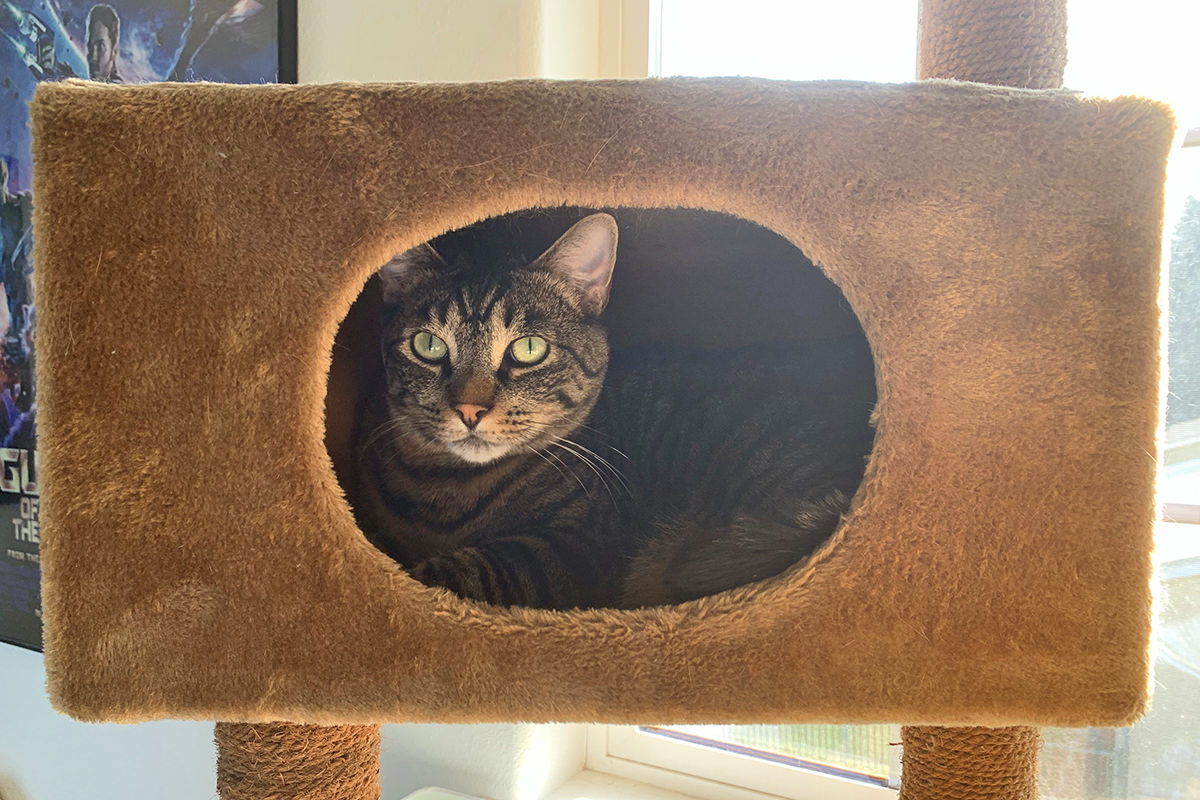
[361,418,406,451]
[518,418,630,460]
[548,440,618,508]
[564,422,630,458]
[573,438,633,474]
[528,445,589,498]
[554,437,632,496]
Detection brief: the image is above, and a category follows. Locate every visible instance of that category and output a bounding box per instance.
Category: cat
[350,213,876,610]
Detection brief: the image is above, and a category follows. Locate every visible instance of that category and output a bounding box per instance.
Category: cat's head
[375,213,617,466]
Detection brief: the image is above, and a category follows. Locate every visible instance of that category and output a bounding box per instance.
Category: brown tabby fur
[353,213,876,609]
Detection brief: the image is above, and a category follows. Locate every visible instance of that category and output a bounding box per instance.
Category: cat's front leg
[409,534,609,611]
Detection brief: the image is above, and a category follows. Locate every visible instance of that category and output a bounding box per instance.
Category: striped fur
[351,216,876,610]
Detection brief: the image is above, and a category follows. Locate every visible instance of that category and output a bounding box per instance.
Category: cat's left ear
[378,241,447,304]
[531,213,618,315]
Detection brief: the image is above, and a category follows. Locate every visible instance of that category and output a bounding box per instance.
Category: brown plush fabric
[915,1,1067,788]
[31,78,1172,725]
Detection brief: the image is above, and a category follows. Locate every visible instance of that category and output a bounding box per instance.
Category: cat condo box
[30,77,1170,726]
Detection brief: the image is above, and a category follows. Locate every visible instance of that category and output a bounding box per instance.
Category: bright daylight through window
[590,2,1200,798]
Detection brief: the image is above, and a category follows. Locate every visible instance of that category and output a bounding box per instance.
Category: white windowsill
[545,770,702,800]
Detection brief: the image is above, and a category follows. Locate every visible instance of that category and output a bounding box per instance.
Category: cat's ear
[531,213,618,315]
[378,242,447,304]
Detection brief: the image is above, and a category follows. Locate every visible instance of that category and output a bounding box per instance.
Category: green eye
[411,331,448,363]
[509,335,549,365]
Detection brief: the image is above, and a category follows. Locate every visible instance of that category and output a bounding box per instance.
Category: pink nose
[453,403,491,429]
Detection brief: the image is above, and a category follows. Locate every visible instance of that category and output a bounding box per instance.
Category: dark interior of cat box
[324,207,877,604]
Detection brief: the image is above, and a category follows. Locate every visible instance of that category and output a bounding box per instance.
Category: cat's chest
[366,451,594,557]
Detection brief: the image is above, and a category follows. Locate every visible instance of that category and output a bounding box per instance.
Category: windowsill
[545,770,701,800]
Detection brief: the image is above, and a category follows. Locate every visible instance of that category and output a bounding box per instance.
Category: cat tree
[29,1,1172,798]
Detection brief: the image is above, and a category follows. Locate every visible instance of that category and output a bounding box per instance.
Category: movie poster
[0,0,294,650]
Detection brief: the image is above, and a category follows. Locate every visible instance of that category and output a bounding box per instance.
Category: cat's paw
[407,555,453,588]
[408,551,497,604]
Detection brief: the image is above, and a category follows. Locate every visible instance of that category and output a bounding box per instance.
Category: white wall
[0,645,587,800]
[0,646,217,800]
[299,0,540,83]
[298,0,650,83]
[0,3,641,799]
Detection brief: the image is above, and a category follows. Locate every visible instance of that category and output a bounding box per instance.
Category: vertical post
[215,721,382,800]
[919,0,1067,89]
[908,1,1068,795]
[899,727,1041,800]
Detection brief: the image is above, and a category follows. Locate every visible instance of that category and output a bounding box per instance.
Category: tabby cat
[351,213,875,610]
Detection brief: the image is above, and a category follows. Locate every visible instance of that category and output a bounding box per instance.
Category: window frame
[586,725,902,799]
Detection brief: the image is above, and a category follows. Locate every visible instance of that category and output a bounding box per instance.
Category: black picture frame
[278,0,297,84]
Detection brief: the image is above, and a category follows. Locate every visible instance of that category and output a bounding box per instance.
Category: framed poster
[0,0,296,651]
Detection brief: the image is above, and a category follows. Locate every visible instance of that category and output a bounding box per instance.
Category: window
[1040,1,1200,795]
[588,725,900,799]
[653,0,917,83]
[589,2,1200,798]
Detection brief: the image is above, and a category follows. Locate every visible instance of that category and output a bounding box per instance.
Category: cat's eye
[411,331,448,363]
[509,335,549,365]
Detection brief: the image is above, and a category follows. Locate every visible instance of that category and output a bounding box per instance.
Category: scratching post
[903,0,1069,795]
[215,722,381,800]
[919,0,1067,88]
[899,727,1041,800]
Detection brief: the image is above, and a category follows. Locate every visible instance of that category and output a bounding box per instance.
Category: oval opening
[326,208,876,611]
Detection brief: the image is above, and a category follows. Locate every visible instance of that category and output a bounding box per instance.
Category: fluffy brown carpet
[31,77,1172,725]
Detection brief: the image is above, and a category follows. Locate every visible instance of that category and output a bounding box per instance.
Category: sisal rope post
[899,727,1041,800]
[901,1,1066,797]
[215,722,381,800]
[919,0,1067,89]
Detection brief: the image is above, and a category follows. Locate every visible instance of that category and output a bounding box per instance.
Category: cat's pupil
[510,336,548,365]
[413,331,447,362]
